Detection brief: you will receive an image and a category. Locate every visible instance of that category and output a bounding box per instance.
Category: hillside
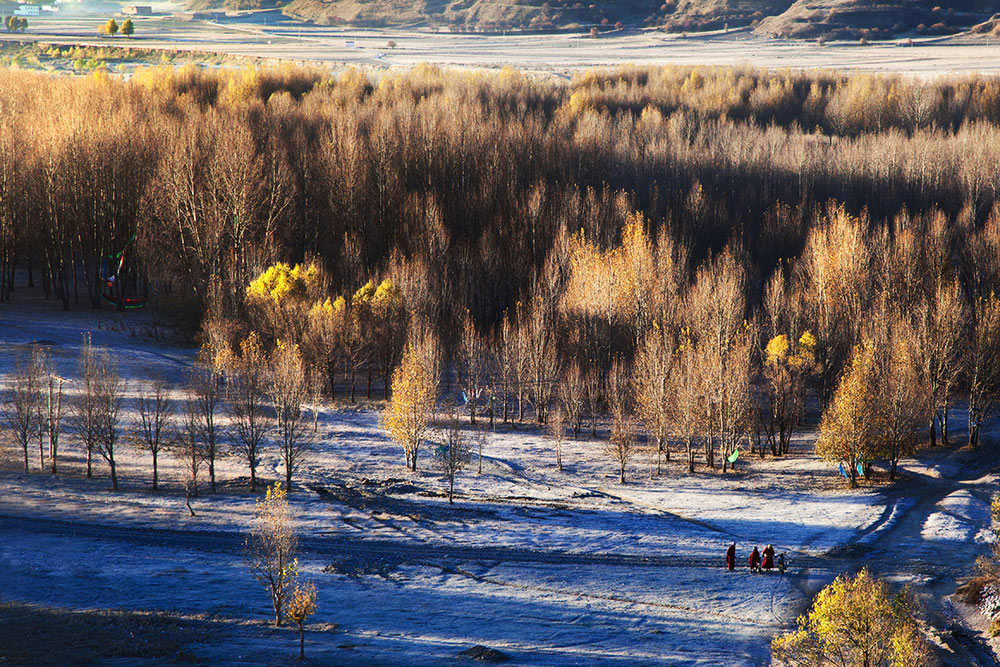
[755,0,992,40]
[280,0,661,31]
[178,0,997,40]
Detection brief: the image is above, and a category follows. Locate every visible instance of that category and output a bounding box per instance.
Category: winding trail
[1,443,998,664]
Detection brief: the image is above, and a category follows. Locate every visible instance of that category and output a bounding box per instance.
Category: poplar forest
[2,63,1000,666]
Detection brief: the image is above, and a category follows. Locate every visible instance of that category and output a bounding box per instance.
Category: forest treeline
[3,63,1000,483]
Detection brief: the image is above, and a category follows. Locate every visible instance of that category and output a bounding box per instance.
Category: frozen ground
[0,291,998,665]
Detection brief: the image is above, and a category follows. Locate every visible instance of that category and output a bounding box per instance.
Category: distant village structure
[124,5,151,15]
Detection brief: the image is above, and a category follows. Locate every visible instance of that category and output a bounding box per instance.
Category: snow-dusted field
[0,292,996,665]
[4,10,1000,78]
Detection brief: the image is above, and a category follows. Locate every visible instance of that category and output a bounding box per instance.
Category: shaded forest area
[3,63,1000,481]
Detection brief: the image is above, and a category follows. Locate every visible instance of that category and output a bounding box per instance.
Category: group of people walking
[725,542,785,573]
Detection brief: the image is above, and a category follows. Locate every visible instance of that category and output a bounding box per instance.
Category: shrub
[772,569,931,667]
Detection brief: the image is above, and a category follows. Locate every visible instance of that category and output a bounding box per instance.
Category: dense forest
[3,63,1000,483]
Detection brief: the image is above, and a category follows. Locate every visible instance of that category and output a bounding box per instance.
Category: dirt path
[801,447,1000,666]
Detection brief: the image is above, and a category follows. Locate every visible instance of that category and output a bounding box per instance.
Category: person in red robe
[725,542,736,571]
[749,546,761,573]
[762,544,775,571]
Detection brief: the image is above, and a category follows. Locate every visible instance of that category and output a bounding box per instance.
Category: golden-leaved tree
[761,331,817,457]
[352,278,407,399]
[245,482,298,627]
[381,344,437,471]
[771,568,930,667]
[816,340,879,488]
[303,295,347,398]
[246,261,326,345]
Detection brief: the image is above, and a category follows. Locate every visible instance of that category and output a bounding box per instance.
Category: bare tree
[457,311,488,424]
[915,280,965,446]
[72,334,101,479]
[584,363,602,438]
[5,351,40,472]
[670,335,703,474]
[501,309,531,423]
[548,406,566,472]
[268,344,311,489]
[245,482,298,627]
[190,362,224,494]
[558,362,586,440]
[30,346,46,471]
[94,350,126,491]
[474,425,489,475]
[874,318,929,480]
[967,295,1000,448]
[605,360,635,484]
[231,333,270,491]
[526,303,559,424]
[42,366,67,475]
[633,327,673,475]
[177,395,205,497]
[135,378,173,491]
[435,415,471,503]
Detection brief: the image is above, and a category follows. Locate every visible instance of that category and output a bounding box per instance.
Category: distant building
[14,4,39,16]
[124,5,151,15]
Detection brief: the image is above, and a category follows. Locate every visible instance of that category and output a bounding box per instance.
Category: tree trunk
[250,464,257,492]
[299,623,305,659]
[686,438,694,474]
[449,475,454,504]
[23,444,28,472]
[152,452,158,491]
[110,460,118,491]
[941,395,950,445]
[87,448,92,478]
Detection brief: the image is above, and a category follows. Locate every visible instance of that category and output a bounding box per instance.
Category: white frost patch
[922,511,975,542]
[921,489,992,543]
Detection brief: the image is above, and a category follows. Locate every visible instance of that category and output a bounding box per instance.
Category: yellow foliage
[797,330,817,354]
[285,580,317,626]
[247,262,322,304]
[352,280,376,306]
[567,90,589,116]
[380,345,435,470]
[765,334,790,366]
[772,568,930,667]
[372,278,402,308]
[816,340,878,481]
[563,212,652,325]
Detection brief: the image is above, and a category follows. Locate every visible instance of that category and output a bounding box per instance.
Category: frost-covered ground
[0,291,995,665]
